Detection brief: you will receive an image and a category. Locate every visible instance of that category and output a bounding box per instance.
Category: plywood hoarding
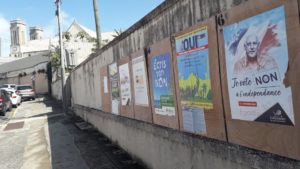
[131,50,153,123]
[100,66,111,113]
[118,57,134,118]
[218,0,300,160]
[173,18,227,141]
[147,38,180,129]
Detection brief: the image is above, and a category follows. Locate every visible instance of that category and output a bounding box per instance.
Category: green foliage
[62,31,72,41]
[76,31,87,40]
[206,89,213,101]
[112,28,123,38]
[179,73,212,101]
[50,45,61,72]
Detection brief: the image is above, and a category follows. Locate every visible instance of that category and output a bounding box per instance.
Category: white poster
[132,56,149,106]
[103,76,108,94]
[182,108,206,134]
[223,6,294,126]
[119,63,132,106]
[109,63,120,115]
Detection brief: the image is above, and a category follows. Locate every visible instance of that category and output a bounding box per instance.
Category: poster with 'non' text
[223,6,294,126]
[151,53,175,116]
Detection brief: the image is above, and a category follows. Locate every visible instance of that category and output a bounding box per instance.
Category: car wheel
[8,104,12,111]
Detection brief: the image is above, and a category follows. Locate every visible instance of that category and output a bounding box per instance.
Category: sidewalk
[0,96,146,169]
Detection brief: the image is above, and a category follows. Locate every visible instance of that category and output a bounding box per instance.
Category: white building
[8,19,115,68]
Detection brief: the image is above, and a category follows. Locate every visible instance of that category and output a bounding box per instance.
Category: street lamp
[55,0,66,112]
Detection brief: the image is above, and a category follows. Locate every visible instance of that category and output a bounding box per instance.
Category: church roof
[66,20,115,42]
[67,20,97,38]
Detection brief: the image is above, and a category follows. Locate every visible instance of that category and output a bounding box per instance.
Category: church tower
[10,19,27,57]
[30,26,43,40]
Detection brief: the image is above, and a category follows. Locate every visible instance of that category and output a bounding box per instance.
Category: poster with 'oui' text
[175,26,212,134]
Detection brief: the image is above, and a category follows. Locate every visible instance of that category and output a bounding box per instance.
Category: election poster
[151,53,175,116]
[119,63,131,106]
[182,107,206,134]
[223,6,295,126]
[109,63,120,115]
[132,56,149,106]
[175,26,212,134]
[103,76,108,94]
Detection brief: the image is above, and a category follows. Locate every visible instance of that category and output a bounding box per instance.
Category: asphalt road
[0,96,146,169]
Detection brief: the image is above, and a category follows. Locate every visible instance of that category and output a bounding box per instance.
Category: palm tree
[112,29,123,38]
[93,0,101,49]
[62,32,71,41]
[76,31,88,40]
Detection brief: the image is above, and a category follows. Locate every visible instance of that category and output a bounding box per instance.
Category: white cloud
[0,15,11,57]
[44,10,74,38]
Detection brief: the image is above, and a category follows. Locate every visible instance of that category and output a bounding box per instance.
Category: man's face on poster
[244,35,260,58]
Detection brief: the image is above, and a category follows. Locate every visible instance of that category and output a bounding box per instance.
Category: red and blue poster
[223,6,295,126]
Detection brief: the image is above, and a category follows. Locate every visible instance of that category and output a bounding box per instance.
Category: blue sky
[0,0,164,57]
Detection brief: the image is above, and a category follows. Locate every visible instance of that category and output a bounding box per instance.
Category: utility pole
[55,0,66,112]
[93,0,102,49]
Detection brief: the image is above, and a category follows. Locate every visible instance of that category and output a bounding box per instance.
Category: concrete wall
[51,80,62,100]
[71,53,105,109]
[69,0,300,168]
[73,105,300,169]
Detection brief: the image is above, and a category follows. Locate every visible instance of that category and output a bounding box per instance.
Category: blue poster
[151,53,175,116]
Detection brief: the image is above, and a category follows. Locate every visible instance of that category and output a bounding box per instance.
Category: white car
[4,89,21,107]
[0,84,16,89]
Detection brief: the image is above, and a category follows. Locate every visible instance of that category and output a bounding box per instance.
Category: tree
[93,0,101,49]
[76,31,88,40]
[112,28,123,38]
[202,83,207,99]
[62,32,72,41]
[50,45,61,75]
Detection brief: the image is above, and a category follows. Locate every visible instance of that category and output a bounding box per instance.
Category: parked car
[4,88,21,107]
[0,84,16,89]
[0,89,12,115]
[15,85,36,101]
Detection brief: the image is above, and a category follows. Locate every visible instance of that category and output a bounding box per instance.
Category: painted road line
[11,108,17,118]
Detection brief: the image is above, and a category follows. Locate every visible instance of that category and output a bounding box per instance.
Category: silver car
[15,85,36,101]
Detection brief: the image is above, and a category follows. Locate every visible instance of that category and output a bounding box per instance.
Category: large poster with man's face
[223,6,295,126]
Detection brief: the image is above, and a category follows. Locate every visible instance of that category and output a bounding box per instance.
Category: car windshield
[17,86,32,90]
[7,91,13,96]
[10,85,15,88]
[0,85,8,88]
